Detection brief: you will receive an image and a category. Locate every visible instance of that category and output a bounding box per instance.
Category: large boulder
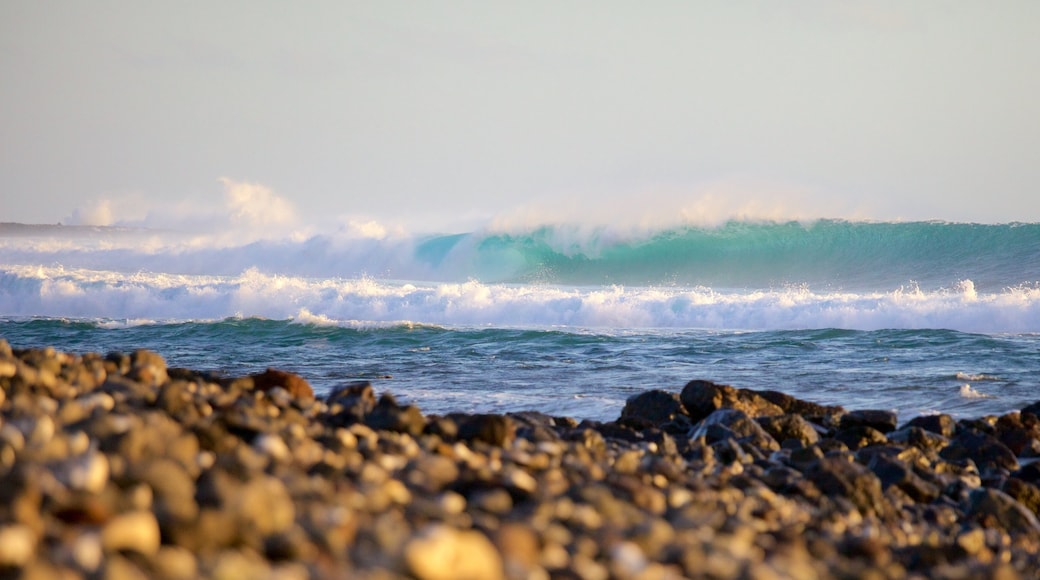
[250,368,313,400]
[841,410,899,434]
[680,380,783,423]
[808,457,892,519]
[902,414,956,438]
[940,431,1019,474]
[691,408,779,452]
[757,414,822,448]
[620,389,688,426]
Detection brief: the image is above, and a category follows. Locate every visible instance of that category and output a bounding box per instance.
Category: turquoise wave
[419,220,1040,289]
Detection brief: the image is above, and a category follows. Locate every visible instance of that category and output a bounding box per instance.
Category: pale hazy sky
[2,2,1039,230]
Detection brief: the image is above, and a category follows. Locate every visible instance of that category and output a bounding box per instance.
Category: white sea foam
[958,384,993,399]
[3,264,1040,332]
[955,372,999,382]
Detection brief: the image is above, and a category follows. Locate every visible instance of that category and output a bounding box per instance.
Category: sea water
[2,219,1039,421]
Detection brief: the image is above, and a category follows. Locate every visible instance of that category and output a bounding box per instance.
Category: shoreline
[1,341,1039,578]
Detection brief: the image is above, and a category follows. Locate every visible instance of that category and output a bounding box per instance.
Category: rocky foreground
[1,342,1039,579]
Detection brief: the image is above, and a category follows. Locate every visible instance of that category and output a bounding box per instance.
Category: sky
[2,1,1039,232]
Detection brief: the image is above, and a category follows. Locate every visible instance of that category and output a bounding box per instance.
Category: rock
[940,431,1019,474]
[366,394,426,436]
[620,390,687,426]
[102,511,161,556]
[1002,478,1040,516]
[680,380,783,422]
[834,425,888,451]
[966,488,1040,538]
[903,414,957,437]
[887,426,949,453]
[0,524,36,567]
[326,381,376,423]
[995,413,1040,456]
[841,409,899,434]
[52,448,110,494]
[757,414,821,448]
[866,453,941,503]
[128,349,169,387]
[456,414,516,447]
[757,389,845,422]
[250,368,314,400]
[1022,400,1040,417]
[808,457,891,518]
[231,475,296,537]
[404,524,505,580]
[691,409,779,452]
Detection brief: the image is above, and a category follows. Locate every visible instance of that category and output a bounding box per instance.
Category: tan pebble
[233,475,295,535]
[71,532,102,572]
[209,549,271,580]
[335,428,358,449]
[495,523,540,568]
[153,546,198,580]
[29,415,56,446]
[504,468,538,494]
[610,541,649,577]
[0,359,16,378]
[957,528,987,556]
[78,392,115,413]
[438,491,467,515]
[571,553,609,580]
[252,433,291,462]
[1,424,26,451]
[0,524,37,567]
[102,511,160,556]
[541,542,570,570]
[384,479,412,504]
[405,525,505,580]
[61,449,110,494]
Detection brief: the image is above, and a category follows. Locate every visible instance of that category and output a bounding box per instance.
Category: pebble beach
[1,340,1039,579]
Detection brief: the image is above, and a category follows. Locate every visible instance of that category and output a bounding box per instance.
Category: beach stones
[4,344,1040,578]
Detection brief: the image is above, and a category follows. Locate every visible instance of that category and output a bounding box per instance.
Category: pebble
[102,511,161,556]
[404,525,505,580]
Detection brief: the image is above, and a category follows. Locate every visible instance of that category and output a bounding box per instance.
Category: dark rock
[1022,400,1040,417]
[456,414,516,447]
[808,456,891,518]
[326,381,377,425]
[366,394,426,436]
[424,416,458,440]
[679,380,783,423]
[1012,462,1040,485]
[902,414,956,438]
[620,390,687,426]
[1002,478,1040,516]
[966,488,1040,538]
[756,389,845,424]
[841,409,898,434]
[995,413,1040,456]
[957,416,998,436]
[757,414,821,448]
[691,409,779,452]
[887,426,949,454]
[250,368,313,400]
[940,431,1019,474]
[833,425,888,451]
[866,453,941,503]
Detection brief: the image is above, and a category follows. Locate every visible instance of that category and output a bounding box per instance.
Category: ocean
[2,219,1039,422]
